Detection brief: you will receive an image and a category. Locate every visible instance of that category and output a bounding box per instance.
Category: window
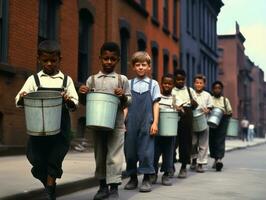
[163,49,169,75]
[192,0,196,37]
[38,0,61,43]
[173,55,178,73]
[151,41,159,80]
[173,0,178,38]
[119,19,130,75]
[152,0,158,20]
[0,0,8,63]
[192,57,196,79]
[186,53,190,86]
[120,29,130,75]
[137,31,147,51]
[78,9,94,83]
[186,0,190,33]
[163,0,169,30]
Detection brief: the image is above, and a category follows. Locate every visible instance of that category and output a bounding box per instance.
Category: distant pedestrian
[209,81,232,172]
[248,124,255,142]
[15,40,79,200]
[240,117,249,141]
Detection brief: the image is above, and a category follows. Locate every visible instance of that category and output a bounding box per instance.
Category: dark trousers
[154,136,175,174]
[242,128,248,141]
[26,133,69,182]
[175,107,193,165]
[209,117,229,159]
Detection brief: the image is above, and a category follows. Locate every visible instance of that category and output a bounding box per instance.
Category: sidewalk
[1,138,266,200]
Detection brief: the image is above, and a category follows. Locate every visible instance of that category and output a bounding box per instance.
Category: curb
[2,141,266,200]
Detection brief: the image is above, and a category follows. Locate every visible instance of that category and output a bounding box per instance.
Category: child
[190,74,213,173]
[79,42,131,200]
[171,69,198,178]
[124,51,161,193]
[150,74,176,186]
[15,40,79,200]
[209,81,232,171]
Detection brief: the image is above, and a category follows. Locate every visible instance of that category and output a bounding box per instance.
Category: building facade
[218,23,265,137]
[179,0,223,90]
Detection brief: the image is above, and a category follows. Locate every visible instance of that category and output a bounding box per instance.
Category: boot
[124,175,138,190]
[139,174,152,192]
[190,158,197,171]
[45,184,56,200]
[108,184,119,200]
[93,179,109,200]
[161,173,172,186]
[150,174,158,184]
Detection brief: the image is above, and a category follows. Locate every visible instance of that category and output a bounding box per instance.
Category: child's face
[161,77,174,95]
[100,50,119,74]
[38,52,60,75]
[194,78,205,92]
[212,84,223,96]
[133,61,151,78]
[175,74,186,89]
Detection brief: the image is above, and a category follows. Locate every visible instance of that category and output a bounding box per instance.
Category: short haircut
[193,74,206,83]
[161,74,174,82]
[100,42,120,57]
[38,40,61,56]
[212,80,224,89]
[131,51,151,65]
[174,69,186,77]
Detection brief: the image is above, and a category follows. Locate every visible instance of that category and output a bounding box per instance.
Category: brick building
[218,23,265,137]
[179,0,223,90]
[0,0,181,147]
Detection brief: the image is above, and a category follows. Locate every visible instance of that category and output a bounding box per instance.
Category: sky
[217,0,266,77]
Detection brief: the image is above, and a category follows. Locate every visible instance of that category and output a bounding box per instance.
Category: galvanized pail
[86,92,120,130]
[226,118,239,137]
[193,109,208,132]
[158,109,179,136]
[207,107,224,128]
[24,91,62,136]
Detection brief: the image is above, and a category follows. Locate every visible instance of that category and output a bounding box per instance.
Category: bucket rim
[24,91,62,100]
[87,91,119,98]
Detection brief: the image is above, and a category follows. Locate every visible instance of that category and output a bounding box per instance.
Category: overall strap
[91,75,96,89]
[148,78,153,91]
[33,74,40,88]
[63,74,68,88]
[223,96,228,113]
[130,78,134,90]
[187,87,193,100]
[118,74,123,88]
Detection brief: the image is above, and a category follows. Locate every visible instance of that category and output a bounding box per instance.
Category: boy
[124,51,160,193]
[15,40,79,200]
[209,81,232,171]
[150,74,176,186]
[79,42,131,200]
[171,69,198,178]
[191,74,213,173]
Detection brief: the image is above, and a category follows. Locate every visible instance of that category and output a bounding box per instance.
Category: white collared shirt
[171,86,197,107]
[15,70,79,107]
[129,77,161,102]
[212,96,232,115]
[194,90,213,111]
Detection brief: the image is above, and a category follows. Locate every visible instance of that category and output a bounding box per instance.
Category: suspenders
[33,74,68,89]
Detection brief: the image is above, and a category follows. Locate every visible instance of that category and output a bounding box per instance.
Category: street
[58,144,266,200]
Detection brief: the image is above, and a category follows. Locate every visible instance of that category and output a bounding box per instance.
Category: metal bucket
[158,109,179,136]
[207,107,224,128]
[193,110,208,132]
[86,92,120,130]
[226,118,239,137]
[24,91,62,136]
